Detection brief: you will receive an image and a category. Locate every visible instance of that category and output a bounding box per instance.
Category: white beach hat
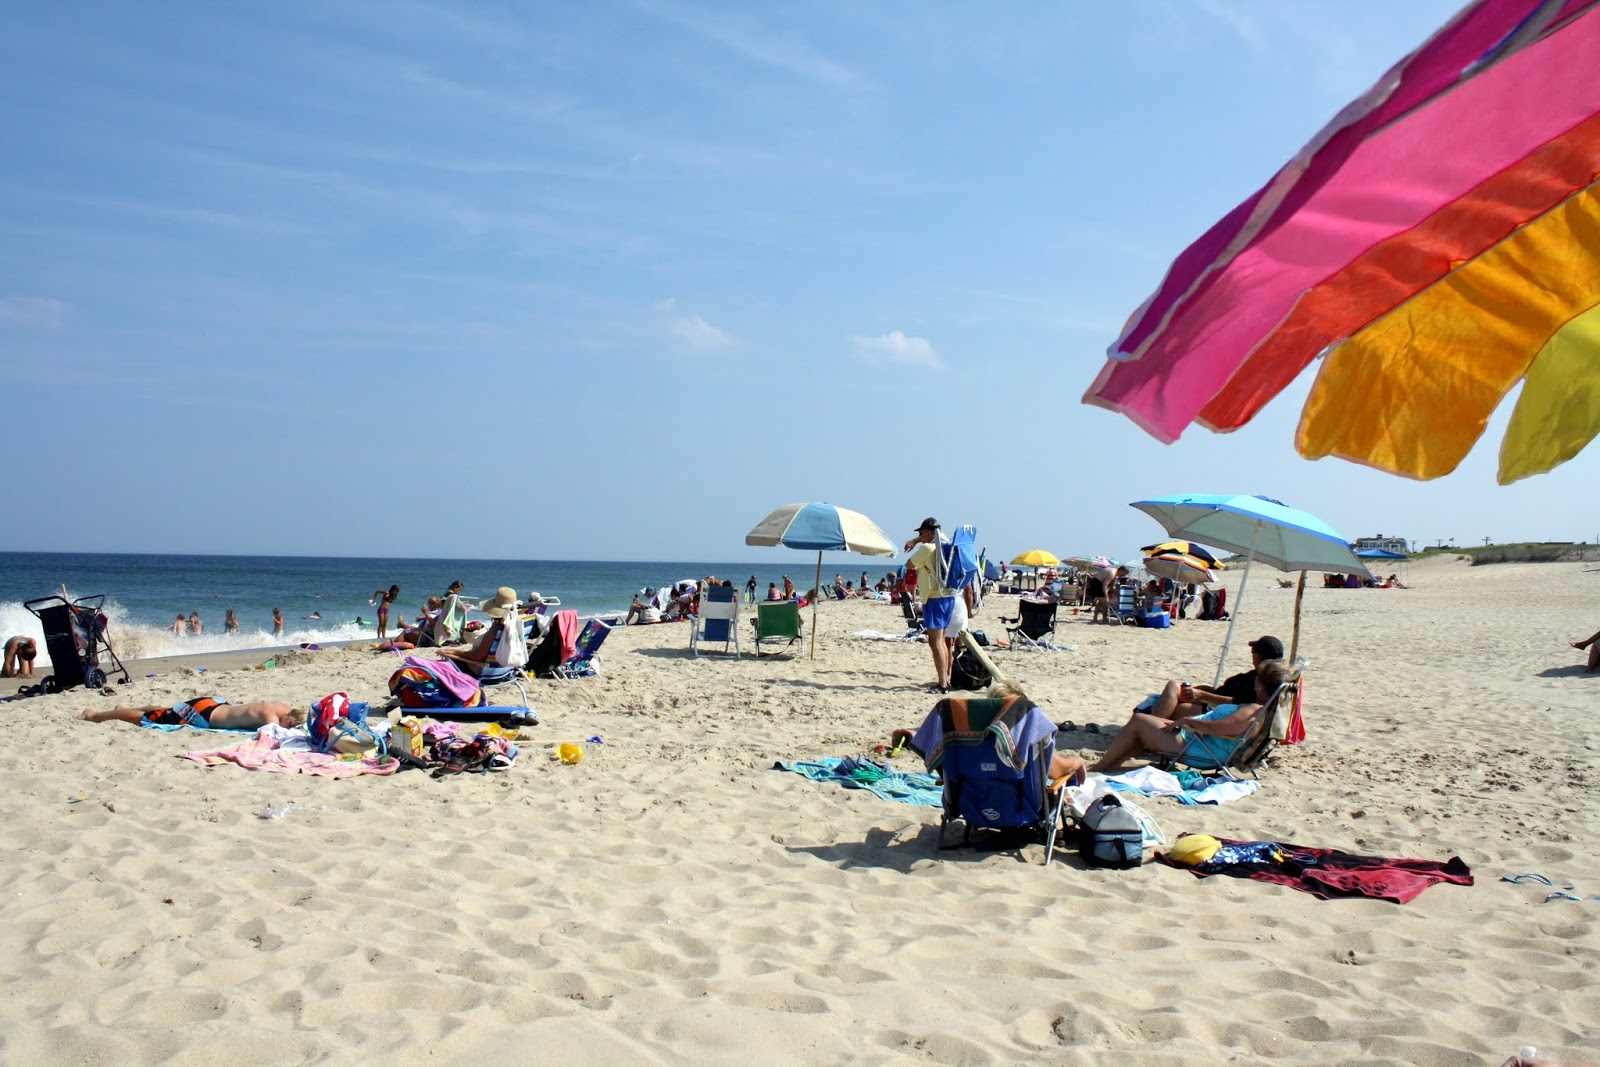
[479,587,519,618]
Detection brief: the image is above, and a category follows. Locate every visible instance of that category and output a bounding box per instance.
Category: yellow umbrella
[1010,549,1061,567]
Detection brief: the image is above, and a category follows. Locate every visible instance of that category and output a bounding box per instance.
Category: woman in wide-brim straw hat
[438,587,519,675]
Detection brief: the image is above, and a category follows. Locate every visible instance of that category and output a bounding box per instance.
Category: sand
[0,555,1595,1065]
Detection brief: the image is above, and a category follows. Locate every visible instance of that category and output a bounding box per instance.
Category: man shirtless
[80,696,302,729]
[2,636,37,677]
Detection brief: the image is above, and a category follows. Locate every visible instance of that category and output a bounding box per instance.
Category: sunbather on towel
[1090,659,1292,773]
[81,697,304,729]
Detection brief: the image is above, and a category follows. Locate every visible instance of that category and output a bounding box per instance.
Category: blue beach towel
[139,721,254,733]
[774,757,942,806]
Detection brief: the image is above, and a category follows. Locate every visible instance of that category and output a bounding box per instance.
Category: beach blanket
[140,721,253,733]
[774,757,942,807]
[180,735,398,778]
[853,629,918,642]
[1162,836,1473,903]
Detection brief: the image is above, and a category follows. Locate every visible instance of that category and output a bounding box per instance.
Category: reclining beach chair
[1148,662,1304,779]
[475,604,532,709]
[908,694,1059,860]
[1108,584,1139,625]
[690,584,741,658]
[430,593,471,644]
[1003,598,1058,650]
[555,618,612,678]
[752,601,804,656]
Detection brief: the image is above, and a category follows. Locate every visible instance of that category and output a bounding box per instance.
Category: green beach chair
[752,601,804,656]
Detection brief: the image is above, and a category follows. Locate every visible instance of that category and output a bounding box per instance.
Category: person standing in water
[272,607,284,635]
[188,612,203,636]
[224,610,240,634]
[375,585,399,640]
[171,614,187,636]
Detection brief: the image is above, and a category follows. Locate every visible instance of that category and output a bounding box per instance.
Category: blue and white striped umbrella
[746,502,895,660]
[745,502,896,557]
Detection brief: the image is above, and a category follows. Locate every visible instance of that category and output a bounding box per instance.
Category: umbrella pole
[1290,571,1307,662]
[810,551,821,660]
[1213,521,1261,686]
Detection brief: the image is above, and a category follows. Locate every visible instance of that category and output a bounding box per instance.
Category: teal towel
[774,757,942,807]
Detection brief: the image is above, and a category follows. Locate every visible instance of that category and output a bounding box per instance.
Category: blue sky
[3,1,1593,565]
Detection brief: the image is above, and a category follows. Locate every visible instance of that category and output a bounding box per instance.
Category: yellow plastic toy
[557,742,584,765]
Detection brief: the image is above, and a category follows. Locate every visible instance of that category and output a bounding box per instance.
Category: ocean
[0,552,902,661]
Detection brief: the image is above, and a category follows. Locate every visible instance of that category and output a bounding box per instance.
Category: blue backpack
[938,525,980,592]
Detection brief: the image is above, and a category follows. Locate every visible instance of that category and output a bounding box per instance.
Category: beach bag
[308,692,383,757]
[949,647,992,691]
[1079,794,1145,869]
[493,606,527,670]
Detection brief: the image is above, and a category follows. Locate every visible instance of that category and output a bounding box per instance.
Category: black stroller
[23,592,131,693]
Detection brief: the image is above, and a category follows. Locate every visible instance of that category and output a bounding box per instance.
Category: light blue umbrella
[746,502,896,659]
[1130,494,1370,683]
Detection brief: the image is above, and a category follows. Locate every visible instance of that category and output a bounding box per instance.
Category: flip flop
[1055,720,1078,733]
[1084,722,1102,734]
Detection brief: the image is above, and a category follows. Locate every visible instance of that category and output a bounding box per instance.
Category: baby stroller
[23,592,131,693]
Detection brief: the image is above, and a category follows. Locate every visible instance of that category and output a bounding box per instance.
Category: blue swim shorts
[923,595,955,631]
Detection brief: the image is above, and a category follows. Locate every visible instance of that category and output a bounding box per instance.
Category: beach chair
[900,593,923,635]
[475,604,532,708]
[554,619,612,679]
[430,593,471,644]
[1150,663,1304,779]
[1108,584,1139,625]
[690,584,741,658]
[1002,598,1058,650]
[910,695,1059,861]
[751,601,804,656]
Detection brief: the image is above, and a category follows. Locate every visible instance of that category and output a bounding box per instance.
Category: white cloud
[0,297,69,328]
[850,330,940,368]
[670,313,736,349]
[653,297,678,312]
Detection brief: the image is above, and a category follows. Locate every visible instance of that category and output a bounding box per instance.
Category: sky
[2,1,1594,566]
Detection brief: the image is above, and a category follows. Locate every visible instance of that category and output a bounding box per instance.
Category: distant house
[1353,534,1409,554]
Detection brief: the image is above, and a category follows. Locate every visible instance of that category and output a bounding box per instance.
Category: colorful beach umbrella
[745,502,896,660]
[1140,540,1223,569]
[1010,549,1062,567]
[1086,1,1600,484]
[1131,494,1369,683]
[1141,553,1216,586]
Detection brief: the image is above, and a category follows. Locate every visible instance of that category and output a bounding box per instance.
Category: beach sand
[0,555,1595,1064]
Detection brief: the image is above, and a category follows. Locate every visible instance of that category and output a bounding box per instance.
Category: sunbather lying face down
[80,698,304,730]
[1089,659,1292,774]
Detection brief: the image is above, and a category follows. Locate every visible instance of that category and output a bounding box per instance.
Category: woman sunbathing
[81,697,304,729]
[1089,659,1292,773]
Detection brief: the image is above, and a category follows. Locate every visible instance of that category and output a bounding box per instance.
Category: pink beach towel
[180,736,398,778]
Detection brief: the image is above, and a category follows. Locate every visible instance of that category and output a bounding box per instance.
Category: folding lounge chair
[900,594,924,635]
[690,584,741,658]
[910,695,1059,861]
[1108,584,1139,625]
[1149,663,1304,779]
[554,619,612,679]
[474,604,534,711]
[752,601,804,656]
[1003,598,1059,650]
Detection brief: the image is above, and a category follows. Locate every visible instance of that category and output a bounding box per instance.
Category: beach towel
[1162,836,1473,903]
[773,757,942,807]
[179,735,398,778]
[139,721,253,733]
[388,658,485,708]
[911,695,1055,774]
[1103,766,1261,806]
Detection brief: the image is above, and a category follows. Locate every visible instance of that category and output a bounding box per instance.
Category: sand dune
[0,555,1595,1064]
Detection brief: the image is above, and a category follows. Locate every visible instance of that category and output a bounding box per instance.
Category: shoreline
[0,557,1596,1061]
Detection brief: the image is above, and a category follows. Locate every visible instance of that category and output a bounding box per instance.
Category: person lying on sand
[1572,628,1600,672]
[81,697,304,729]
[1089,659,1292,774]
[885,681,1089,786]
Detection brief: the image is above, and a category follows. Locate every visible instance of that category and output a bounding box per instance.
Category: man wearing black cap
[904,517,956,692]
[1148,635,1285,719]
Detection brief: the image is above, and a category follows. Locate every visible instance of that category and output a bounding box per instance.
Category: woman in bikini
[375,584,399,640]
